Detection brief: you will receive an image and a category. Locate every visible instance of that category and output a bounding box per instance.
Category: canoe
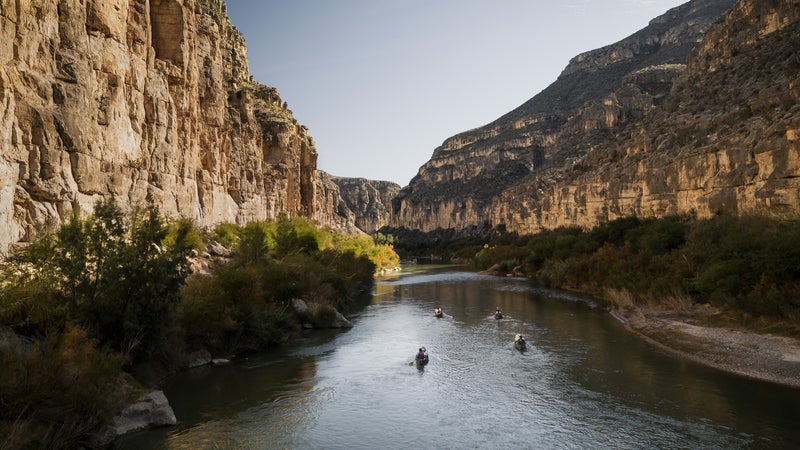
[514,334,526,351]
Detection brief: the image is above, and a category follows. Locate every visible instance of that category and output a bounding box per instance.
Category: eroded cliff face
[324,175,400,234]
[392,0,799,236]
[491,0,800,233]
[0,0,341,255]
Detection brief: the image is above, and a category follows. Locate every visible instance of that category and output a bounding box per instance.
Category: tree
[11,200,191,361]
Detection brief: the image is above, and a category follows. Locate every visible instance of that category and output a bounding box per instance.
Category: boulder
[291,298,309,315]
[112,391,176,435]
[89,390,176,447]
[330,310,354,329]
[186,349,212,368]
[207,241,233,258]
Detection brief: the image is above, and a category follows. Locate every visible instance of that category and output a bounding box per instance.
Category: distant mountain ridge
[388,0,800,236]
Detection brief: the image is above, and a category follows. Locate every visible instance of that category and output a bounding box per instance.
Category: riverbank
[611,304,800,389]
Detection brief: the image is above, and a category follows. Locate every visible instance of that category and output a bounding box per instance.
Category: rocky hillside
[536,0,800,231]
[391,0,800,235]
[0,0,356,256]
[325,175,400,234]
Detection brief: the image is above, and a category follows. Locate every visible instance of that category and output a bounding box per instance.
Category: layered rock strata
[0,0,344,255]
[390,0,800,235]
[506,0,800,233]
[325,175,400,234]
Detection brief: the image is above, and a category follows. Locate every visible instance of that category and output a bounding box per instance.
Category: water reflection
[117,267,800,449]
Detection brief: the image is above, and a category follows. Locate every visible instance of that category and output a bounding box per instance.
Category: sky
[226,1,688,186]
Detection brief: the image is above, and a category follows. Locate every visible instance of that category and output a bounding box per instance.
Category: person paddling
[514,334,526,350]
[410,346,429,365]
[494,307,504,319]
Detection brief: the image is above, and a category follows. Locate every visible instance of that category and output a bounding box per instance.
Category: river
[116,266,800,449]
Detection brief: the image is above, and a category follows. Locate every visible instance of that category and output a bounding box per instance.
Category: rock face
[391,0,800,235]
[0,0,348,256]
[89,390,176,447]
[325,175,400,234]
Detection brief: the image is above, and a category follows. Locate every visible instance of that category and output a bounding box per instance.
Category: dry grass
[605,287,697,315]
[640,291,695,315]
[604,288,637,310]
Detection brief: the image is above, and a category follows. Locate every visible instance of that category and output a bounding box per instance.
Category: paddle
[410,352,428,365]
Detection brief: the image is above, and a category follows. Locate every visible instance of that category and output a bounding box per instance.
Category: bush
[4,200,190,362]
[177,276,237,352]
[212,222,241,249]
[0,325,134,449]
[468,213,800,322]
[176,215,388,353]
[0,206,392,444]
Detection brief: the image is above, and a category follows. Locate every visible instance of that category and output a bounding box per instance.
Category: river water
[117,266,800,449]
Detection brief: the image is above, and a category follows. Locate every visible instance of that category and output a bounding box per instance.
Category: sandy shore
[611,306,800,389]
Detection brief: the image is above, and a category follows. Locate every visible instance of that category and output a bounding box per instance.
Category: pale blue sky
[226,1,687,186]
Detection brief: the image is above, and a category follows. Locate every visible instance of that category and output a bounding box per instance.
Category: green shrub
[468,213,800,322]
[177,276,237,352]
[4,200,190,362]
[272,213,323,258]
[258,260,309,304]
[212,222,241,249]
[0,325,134,450]
[473,244,527,271]
[236,222,271,266]
[165,217,206,253]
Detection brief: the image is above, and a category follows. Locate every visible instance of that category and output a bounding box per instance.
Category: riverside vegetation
[489,214,800,330]
[0,200,398,449]
[392,213,800,331]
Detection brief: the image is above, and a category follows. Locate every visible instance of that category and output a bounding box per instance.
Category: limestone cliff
[518,0,800,232]
[0,0,346,256]
[324,175,400,234]
[391,0,794,235]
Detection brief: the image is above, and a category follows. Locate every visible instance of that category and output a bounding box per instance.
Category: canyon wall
[325,175,400,234]
[392,0,800,236]
[0,0,347,255]
[495,0,800,233]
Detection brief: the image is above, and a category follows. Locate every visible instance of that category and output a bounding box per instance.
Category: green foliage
[180,259,300,351]
[473,244,528,272]
[468,214,800,322]
[372,232,395,246]
[177,214,392,353]
[211,222,241,249]
[177,276,237,351]
[316,249,377,308]
[236,222,271,266]
[0,206,395,443]
[687,214,800,317]
[2,200,190,362]
[165,217,206,253]
[259,258,309,303]
[272,213,323,258]
[332,233,398,271]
